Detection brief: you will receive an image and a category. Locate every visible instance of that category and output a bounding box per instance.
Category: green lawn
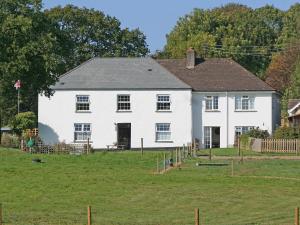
[198,147,300,156]
[0,148,300,225]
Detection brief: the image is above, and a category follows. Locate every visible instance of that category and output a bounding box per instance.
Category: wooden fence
[261,138,300,154]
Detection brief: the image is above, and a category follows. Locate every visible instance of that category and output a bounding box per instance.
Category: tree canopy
[161,3,294,78]
[0,1,149,126]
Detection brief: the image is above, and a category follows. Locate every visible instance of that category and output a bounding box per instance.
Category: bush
[274,126,300,139]
[0,133,20,148]
[247,128,270,139]
[9,112,37,136]
[239,133,250,150]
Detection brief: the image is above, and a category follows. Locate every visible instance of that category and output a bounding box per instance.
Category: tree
[0,2,149,127]
[0,0,61,126]
[265,42,300,92]
[45,5,149,72]
[9,112,37,136]
[162,4,284,77]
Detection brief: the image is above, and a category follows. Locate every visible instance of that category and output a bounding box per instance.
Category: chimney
[186,47,196,69]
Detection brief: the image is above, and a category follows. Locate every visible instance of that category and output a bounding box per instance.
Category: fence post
[87,138,90,154]
[0,203,2,225]
[194,208,199,225]
[157,155,159,174]
[209,148,212,161]
[238,137,241,156]
[297,140,299,156]
[295,207,299,225]
[231,160,234,177]
[175,148,178,165]
[87,205,91,225]
[163,153,166,172]
[141,138,144,156]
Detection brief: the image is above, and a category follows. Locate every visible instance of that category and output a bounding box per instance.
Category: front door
[117,123,131,149]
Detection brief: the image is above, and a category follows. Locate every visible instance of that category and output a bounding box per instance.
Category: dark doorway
[117,123,131,149]
[211,127,220,148]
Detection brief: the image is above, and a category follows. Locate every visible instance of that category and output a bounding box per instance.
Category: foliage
[0,0,61,126]
[278,3,300,44]
[0,2,149,126]
[0,133,19,148]
[45,5,149,72]
[247,128,270,139]
[265,42,300,92]
[239,133,250,150]
[162,3,285,77]
[274,126,300,139]
[9,112,37,136]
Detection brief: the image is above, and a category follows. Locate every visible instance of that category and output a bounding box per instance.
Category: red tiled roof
[157,58,275,92]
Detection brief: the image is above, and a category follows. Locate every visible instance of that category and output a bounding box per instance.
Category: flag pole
[17,88,20,114]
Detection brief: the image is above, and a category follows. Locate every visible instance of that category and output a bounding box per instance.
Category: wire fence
[1,204,299,225]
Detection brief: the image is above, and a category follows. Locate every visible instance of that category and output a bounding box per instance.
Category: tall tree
[0,2,149,128]
[0,0,60,126]
[45,5,149,72]
[162,4,284,77]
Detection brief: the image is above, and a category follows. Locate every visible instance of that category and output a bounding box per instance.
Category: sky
[43,0,300,53]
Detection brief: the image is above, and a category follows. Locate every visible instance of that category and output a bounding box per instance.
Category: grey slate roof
[52,57,191,90]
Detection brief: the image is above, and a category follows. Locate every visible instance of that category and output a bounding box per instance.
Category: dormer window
[76,95,90,112]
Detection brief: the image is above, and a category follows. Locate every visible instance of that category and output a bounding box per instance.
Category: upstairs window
[117,95,131,111]
[157,95,171,111]
[205,96,219,110]
[235,96,255,111]
[76,95,90,112]
[156,123,171,141]
[74,123,91,141]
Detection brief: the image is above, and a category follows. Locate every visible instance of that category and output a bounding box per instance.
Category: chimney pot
[186,47,196,69]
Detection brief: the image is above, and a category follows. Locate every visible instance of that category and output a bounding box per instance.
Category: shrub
[0,133,20,148]
[9,112,37,136]
[247,128,270,139]
[239,133,250,149]
[274,126,300,139]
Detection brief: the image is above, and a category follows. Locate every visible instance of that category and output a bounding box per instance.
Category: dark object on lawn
[32,158,42,163]
[196,162,229,166]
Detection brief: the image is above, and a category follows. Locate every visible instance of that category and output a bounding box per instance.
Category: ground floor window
[235,126,254,136]
[74,123,91,141]
[156,123,171,141]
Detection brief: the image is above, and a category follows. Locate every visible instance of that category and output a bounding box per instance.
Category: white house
[39,49,280,149]
[39,58,192,149]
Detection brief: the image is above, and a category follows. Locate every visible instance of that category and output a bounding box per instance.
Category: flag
[14,80,21,90]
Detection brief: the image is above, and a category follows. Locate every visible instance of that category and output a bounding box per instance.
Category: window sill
[74,141,93,143]
[234,110,257,112]
[75,111,91,113]
[156,110,172,113]
[155,140,173,143]
[205,110,220,112]
[116,110,132,113]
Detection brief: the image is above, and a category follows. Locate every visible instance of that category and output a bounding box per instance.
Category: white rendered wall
[192,91,275,148]
[38,90,192,149]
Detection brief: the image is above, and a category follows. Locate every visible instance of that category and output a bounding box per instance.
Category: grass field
[0,148,300,225]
